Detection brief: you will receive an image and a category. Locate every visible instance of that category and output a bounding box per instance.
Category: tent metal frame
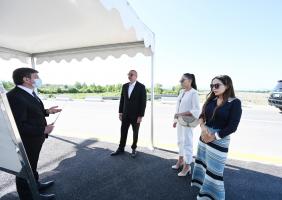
[0,40,155,150]
[1,39,155,199]
[0,1,155,198]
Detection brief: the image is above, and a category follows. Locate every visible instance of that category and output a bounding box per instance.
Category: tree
[1,81,14,91]
[154,83,163,95]
[74,82,82,89]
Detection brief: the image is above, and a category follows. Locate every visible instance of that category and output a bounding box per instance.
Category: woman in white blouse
[172,73,201,176]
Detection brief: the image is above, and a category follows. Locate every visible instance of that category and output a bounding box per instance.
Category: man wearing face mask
[7,67,61,200]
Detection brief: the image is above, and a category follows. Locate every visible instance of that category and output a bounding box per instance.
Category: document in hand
[52,110,62,124]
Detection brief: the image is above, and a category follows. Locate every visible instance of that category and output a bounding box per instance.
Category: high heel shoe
[178,165,191,177]
[171,161,184,170]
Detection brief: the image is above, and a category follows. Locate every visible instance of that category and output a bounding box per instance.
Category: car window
[274,82,282,92]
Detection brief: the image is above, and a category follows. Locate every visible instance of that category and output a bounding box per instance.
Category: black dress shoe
[38,181,54,191]
[110,149,124,156]
[131,149,137,158]
[40,193,55,200]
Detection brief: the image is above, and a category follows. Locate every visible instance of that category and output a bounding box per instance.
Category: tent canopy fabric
[0,0,154,64]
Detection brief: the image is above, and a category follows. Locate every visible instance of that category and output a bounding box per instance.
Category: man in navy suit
[7,68,61,200]
[111,70,147,158]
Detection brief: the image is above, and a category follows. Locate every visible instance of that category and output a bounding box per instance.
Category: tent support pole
[31,56,36,69]
[150,53,155,150]
[18,146,41,200]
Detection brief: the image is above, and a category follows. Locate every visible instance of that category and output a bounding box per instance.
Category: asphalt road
[42,100,282,165]
[0,136,282,200]
[1,100,282,199]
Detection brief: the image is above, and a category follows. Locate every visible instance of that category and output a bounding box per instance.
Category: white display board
[0,82,40,199]
[0,84,22,174]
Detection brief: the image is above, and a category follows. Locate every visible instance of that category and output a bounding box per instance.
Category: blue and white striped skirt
[191,128,230,200]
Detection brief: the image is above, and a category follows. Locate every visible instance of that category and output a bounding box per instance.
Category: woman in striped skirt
[191,75,242,200]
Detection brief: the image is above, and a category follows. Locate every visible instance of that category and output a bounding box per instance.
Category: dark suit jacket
[119,81,147,118]
[7,86,49,139]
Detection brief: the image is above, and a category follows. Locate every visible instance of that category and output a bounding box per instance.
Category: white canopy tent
[0,0,155,148]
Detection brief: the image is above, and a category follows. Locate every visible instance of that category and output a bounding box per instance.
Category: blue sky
[0,0,281,90]
[127,0,282,90]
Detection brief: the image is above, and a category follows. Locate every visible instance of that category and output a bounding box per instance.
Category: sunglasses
[128,73,135,77]
[210,83,223,89]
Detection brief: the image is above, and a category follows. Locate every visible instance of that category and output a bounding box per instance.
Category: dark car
[268,80,282,111]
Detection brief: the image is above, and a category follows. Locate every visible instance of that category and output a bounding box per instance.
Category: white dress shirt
[128,81,136,98]
[17,85,35,97]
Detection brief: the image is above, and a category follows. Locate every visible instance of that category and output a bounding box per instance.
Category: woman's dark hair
[183,73,197,90]
[201,75,236,121]
[12,67,38,85]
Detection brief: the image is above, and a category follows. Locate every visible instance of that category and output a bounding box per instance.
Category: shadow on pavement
[1,136,282,200]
